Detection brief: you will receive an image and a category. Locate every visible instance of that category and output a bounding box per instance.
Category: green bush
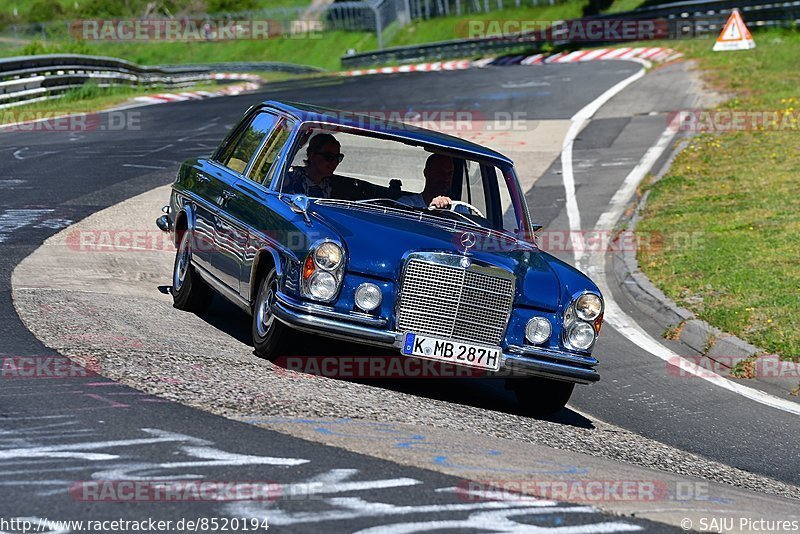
[26,0,66,23]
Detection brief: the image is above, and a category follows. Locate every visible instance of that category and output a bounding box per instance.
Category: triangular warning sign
[713,9,756,51]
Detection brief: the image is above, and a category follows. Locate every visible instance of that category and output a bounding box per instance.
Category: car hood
[310,202,563,311]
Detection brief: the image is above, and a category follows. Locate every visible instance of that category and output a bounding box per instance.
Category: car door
[181,160,225,274]
[211,111,281,294]
[227,117,295,301]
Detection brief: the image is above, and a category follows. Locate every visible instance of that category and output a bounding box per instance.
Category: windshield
[279,127,531,236]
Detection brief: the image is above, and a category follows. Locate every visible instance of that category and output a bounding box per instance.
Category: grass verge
[637,29,800,361]
[0,79,250,126]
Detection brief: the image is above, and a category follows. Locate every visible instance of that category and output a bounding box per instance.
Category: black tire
[510,377,575,415]
[252,268,286,361]
[171,230,213,313]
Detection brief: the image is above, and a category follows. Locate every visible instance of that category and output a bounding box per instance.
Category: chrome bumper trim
[272,297,599,384]
[505,344,598,368]
[275,292,387,328]
[272,293,398,347]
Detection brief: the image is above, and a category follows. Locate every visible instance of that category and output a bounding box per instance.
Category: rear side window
[216,112,279,174]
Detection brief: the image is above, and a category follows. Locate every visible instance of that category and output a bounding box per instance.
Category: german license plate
[402,333,501,371]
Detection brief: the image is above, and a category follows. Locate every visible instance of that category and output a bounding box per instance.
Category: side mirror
[290,195,311,223]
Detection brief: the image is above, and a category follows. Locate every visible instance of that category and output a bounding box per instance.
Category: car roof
[261,100,513,166]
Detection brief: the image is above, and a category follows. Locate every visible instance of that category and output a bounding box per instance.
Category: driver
[398,154,454,208]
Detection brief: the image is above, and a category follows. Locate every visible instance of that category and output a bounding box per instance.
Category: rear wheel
[510,377,575,415]
[252,268,286,360]
[171,230,213,313]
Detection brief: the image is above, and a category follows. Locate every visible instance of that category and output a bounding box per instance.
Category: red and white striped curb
[338,48,681,78]
[340,60,472,77]
[133,81,260,104]
[520,47,683,65]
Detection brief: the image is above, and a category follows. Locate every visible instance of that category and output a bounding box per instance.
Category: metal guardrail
[342,35,538,67]
[155,61,325,74]
[0,54,212,110]
[341,0,800,67]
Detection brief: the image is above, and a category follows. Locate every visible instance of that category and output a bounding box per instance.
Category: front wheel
[172,230,213,313]
[509,377,575,415]
[252,268,286,360]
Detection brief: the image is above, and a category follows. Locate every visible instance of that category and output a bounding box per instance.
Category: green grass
[637,29,800,361]
[603,0,646,13]
[0,79,249,125]
[389,2,589,46]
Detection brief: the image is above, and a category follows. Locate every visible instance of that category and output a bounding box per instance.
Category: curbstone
[679,319,721,355]
[707,334,761,359]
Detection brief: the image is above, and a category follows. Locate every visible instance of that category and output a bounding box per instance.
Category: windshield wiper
[355,198,414,209]
[424,207,481,227]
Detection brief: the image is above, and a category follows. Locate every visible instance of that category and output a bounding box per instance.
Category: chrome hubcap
[256,284,275,337]
[174,234,190,292]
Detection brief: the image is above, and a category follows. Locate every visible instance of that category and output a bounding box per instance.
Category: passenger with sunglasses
[287,133,344,198]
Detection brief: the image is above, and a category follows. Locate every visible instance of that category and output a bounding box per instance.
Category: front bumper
[271,291,599,384]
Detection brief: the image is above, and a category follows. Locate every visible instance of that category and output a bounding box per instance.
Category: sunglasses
[315,151,344,163]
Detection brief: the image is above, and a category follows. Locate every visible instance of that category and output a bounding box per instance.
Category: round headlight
[575,293,602,321]
[355,283,382,312]
[314,242,343,271]
[308,271,337,300]
[568,322,596,351]
[525,317,551,344]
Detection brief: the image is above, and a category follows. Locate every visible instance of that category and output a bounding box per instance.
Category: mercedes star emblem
[460,232,477,252]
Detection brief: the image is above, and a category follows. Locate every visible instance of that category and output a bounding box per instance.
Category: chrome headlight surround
[301,240,345,303]
[562,291,604,352]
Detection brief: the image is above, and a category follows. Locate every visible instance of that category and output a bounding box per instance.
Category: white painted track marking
[558,69,800,416]
[560,67,645,265]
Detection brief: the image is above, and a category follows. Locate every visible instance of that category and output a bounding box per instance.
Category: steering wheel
[438,199,485,219]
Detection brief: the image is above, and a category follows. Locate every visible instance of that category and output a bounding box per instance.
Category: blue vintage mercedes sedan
[157,100,604,413]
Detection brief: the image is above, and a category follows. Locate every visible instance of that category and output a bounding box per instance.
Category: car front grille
[396,258,514,346]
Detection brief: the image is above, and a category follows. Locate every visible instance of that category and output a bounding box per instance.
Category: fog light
[525,316,551,344]
[308,272,337,300]
[568,322,596,351]
[355,283,381,312]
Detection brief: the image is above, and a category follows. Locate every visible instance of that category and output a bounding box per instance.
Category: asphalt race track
[2,61,798,531]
